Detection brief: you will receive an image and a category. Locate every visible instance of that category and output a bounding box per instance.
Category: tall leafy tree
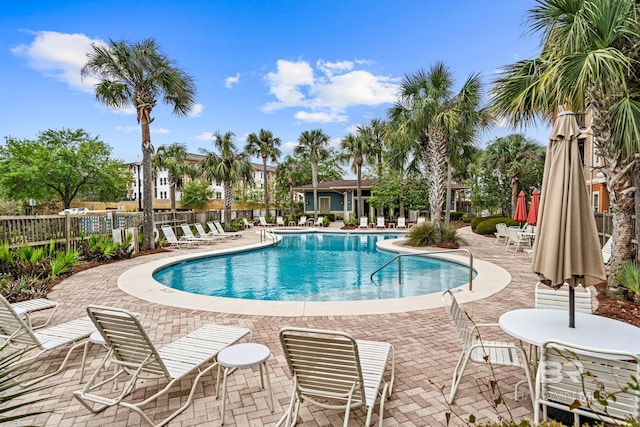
[490,0,640,293]
[153,143,188,215]
[82,38,196,250]
[199,131,253,230]
[359,119,387,216]
[0,129,130,209]
[338,133,368,218]
[294,129,330,218]
[389,62,485,228]
[245,129,281,216]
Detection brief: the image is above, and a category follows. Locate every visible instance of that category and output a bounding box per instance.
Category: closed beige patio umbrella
[531,111,606,327]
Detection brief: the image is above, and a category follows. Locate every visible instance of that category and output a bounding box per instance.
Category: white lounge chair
[534,282,593,313]
[297,216,307,227]
[259,216,274,227]
[211,221,242,238]
[180,224,220,245]
[441,290,534,405]
[276,327,395,427]
[242,218,253,228]
[505,227,531,252]
[276,216,285,226]
[602,235,613,264]
[0,294,94,385]
[359,217,369,229]
[396,217,407,229]
[376,217,386,229]
[494,223,509,245]
[313,216,323,226]
[194,222,216,238]
[11,298,58,330]
[74,305,252,427]
[161,226,198,249]
[535,340,640,426]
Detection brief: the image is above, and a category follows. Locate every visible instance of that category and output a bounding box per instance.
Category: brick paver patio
[8,224,562,426]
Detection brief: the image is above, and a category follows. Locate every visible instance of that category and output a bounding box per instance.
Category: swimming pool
[153,233,475,302]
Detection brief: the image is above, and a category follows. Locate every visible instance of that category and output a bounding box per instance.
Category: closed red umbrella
[514,191,527,223]
[527,188,540,226]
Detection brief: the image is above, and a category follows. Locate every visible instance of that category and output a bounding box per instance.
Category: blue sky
[1,1,550,166]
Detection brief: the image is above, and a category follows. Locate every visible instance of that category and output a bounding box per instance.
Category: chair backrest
[534,282,593,313]
[259,217,268,226]
[279,327,366,408]
[538,340,640,424]
[315,216,323,225]
[180,224,196,238]
[161,226,179,243]
[242,218,251,226]
[194,223,209,237]
[87,305,171,379]
[417,217,426,225]
[602,236,613,264]
[441,290,472,351]
[214,221,226,233]
[496,223,508,236]
[397,217,406,227]
[360,217,368,227]
[377,217,385,226]
[298,216,307,225]
[206,222,221,235]
[507,227,522,241]
[0,294,41,350]
[276,216,284,225]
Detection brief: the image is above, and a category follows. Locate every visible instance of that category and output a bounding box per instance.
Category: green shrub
[475,217,519,235]
[617,261,640,303]
[449,211,465,221]
[322,216,330,226]
[80,234,133,262]
[406,221,467,247]
[470,214,503,231]
[342,213,358,227]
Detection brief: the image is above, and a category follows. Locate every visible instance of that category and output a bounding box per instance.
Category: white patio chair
[441,290,534,405]
[10,298,58,330]
[161,226,198,249]
[416,217,426,225]
[242,218,253,228]
[494,223,509,245]
[259,216,274,227]
[74,305,252,427]
[297,216,307,226]
[276,216,285,226]
[505,227,531,252]
[535,340,640,426]
[396,217,407,229]
[376,217,386,228]
[0,294,94,386]
[276,327,395,427]
[211,221,242,238]
[534,282,593,314]
[313,216,323,226]
[602,235,613,264]
[180,224,220,245]
[193,222,216,238]
[359,217,369,229]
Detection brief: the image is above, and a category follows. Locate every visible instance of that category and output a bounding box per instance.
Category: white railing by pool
[260,228,278,244]
[370,248,474,291]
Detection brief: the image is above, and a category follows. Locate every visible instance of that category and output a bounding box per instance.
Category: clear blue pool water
[153,233,474,302]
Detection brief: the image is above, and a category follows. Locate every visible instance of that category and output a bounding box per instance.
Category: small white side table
[216,342,273,425]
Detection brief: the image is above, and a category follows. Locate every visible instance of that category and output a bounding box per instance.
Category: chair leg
[448,351,471,404]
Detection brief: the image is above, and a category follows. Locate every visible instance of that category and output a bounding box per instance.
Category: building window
[593,192,600,213]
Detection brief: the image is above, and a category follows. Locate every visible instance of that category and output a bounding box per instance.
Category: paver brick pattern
[7,225,560,426]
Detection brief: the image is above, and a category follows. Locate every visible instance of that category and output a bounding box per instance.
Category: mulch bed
[594,282,640,327]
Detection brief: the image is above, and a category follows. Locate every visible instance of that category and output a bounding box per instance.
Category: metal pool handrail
[370,248,474,291]
[260,228,278,244]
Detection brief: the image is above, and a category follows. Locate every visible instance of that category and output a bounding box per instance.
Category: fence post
[65,214,71,252]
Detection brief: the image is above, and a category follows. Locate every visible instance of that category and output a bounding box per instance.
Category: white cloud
[225,73,240,88]
[283,140,298,151]
[194,132,215,141]
[294,110,348,123]
[115,125,140,133]
[151,128,170,134]
[262,58,399,124]
[188,103,204,117]
[10,30,102,93]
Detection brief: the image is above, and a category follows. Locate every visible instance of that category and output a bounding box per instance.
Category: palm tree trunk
[427,128,447,228]
[141,115,155,251]
[224,181,232,231]
[169,178,176,220]
[311,161,318,218]
[262,155,269,217]
[357,165,363,218]
[289,182,294,218]
[445,161,452,225]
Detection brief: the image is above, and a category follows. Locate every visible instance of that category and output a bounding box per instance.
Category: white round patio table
[216,342,273,425]
[499,309,640,354]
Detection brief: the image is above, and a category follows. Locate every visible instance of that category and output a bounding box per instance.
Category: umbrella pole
[569,286,575,328]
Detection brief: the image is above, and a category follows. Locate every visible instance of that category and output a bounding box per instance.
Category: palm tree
[490,0,640,294]
[153,143,188,216]
[276,155,304,218]
[389,62,485,228]
[245,129,281,217]
[338,133,368,218]
[81,38,196,250]
[294,129,330,219]
[359,119,387,216]
[199,132,253,230]
[483,135,545,215]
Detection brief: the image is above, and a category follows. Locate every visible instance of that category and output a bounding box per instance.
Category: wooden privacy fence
[0,209,254,251]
